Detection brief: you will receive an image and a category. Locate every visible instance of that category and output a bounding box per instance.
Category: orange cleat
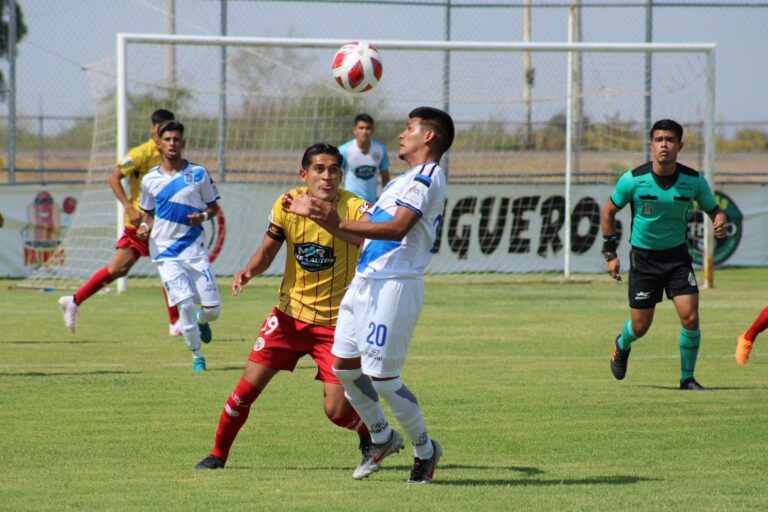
[735,333,754,365]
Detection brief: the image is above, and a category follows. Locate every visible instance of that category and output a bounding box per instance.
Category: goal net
[20,35,715,290]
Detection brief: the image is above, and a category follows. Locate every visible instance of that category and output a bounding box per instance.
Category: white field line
[0,352,763,370]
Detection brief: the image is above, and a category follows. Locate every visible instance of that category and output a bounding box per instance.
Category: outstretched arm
[231,234,283,296]
[284,193,419,242]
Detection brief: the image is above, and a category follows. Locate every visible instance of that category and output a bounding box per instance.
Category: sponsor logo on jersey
[294,243,335,272]
[354,165,376,180]
[253,337,266,352]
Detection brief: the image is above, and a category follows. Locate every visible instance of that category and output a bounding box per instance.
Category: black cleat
[610,335,631,380]
[407,440,443,484]
[195,455,226,470]
[680,377,706,391]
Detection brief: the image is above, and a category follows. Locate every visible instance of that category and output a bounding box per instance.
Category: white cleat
[169,321,183,336]
[353,430,405,480]
[58,295,78,334]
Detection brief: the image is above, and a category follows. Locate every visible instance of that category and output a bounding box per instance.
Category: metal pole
[442,0,451,175]
[116,34,128,293]
[38,97,45,183]
[218,0,227,183]
[165,0,176,93]
[644,0,653,162]
[564,7,575,280]
[702,49,716,288]
[571,1,582,176]
[8,0,17,184]
[523,0,533,150]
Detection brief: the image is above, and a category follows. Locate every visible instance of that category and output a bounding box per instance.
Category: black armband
[602,235,619,261]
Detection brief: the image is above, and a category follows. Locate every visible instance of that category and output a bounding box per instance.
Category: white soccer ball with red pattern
[332,42,383,93]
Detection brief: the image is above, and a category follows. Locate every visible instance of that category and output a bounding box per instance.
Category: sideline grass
[1,269,767,510]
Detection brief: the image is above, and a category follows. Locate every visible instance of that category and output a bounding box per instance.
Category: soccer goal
[20,34,716,291]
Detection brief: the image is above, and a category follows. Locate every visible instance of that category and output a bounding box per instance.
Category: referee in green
[601,119,728,390]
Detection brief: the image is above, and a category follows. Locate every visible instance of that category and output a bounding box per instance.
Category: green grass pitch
[1,269,767,510]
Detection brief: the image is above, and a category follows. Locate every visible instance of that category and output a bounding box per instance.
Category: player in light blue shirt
[138,120,222,372]
[285,107,454,484]
[339,113,390,203]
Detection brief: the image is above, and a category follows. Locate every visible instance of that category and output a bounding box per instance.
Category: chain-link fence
[2,0,768,184]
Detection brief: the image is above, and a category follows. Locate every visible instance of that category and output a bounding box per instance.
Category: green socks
[679,328,701,381]
[618,320,639,350]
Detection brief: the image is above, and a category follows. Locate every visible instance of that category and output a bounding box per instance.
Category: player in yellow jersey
[58,109,180,334]
[195,143,372,470]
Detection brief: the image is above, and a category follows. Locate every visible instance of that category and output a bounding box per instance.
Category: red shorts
[116,226,149,257]
[248,308,339,384]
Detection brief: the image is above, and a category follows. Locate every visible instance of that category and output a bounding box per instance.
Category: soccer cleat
[735,333,754,365]
[679,377,706,391]
[58,295,79,334]
[407,439,443,484]
[192,356,206,372]
[610,335,631,380]
[197,311,212,343]
[169,321,183,337]
[195,455,225,470]
[352,430,405,480]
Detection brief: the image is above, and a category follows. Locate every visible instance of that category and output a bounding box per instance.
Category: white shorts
[333,275,424,378]
[156,257,220,307]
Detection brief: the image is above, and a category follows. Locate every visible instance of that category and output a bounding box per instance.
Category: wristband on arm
[202,211,209,221]
[602,234,619,262]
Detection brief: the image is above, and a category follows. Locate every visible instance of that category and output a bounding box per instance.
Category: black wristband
[602,234,619,254]
[603,251,618,262]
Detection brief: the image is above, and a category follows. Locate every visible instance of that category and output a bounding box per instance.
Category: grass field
[1,269,767,511]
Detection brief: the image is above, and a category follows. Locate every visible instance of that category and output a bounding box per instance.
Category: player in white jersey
[339,113,390,203]
[137,120,222,372]
[284,107,454,484]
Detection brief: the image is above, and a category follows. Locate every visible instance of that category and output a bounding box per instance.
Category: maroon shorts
[248,308,339,384]
[116,226,149,257]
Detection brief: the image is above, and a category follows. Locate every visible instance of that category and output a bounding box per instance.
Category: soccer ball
[332,42,383,93]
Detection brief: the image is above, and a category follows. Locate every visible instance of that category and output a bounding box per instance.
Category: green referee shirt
[610,162,718,251]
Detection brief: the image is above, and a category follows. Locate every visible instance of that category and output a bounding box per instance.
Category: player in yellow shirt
[195,143,372,470]
[58,109,180,334]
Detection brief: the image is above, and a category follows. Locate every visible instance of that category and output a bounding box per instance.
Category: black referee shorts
[628,244,699,309]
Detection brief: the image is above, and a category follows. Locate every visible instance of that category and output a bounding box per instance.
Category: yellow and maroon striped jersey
[117,138,162,226]
[267,187,370,326]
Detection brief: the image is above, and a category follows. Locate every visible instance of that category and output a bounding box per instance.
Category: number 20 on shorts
[366,322,388,347]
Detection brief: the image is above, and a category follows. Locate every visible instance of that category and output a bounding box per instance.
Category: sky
[7,0,768,128]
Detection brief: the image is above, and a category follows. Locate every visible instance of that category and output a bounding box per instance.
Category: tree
[0,0,27,101]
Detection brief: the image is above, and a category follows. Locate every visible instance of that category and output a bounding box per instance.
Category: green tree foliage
[0,0,27,101]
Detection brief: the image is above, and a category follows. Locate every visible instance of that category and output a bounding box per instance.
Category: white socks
[372,378,433,460]
[333,367,391,443]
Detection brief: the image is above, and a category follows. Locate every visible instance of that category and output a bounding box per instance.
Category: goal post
[20,34,717,291]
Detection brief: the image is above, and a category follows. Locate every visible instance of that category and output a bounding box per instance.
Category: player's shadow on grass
[435,474,654,487]
[0,370,136,378]
[642,384,765,391]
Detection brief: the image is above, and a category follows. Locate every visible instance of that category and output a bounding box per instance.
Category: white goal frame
[116,33,717,289]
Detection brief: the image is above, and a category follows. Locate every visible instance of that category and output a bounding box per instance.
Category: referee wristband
[202,211,209,221]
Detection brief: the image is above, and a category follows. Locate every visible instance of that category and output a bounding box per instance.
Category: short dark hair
[151,109,175,125]
[301,143,342,170]
[409,106,455,155]
[157,120,185,137]
[354,113,374,126]
[651,119,683,142]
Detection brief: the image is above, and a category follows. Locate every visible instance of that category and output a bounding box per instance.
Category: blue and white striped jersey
[340,139,390,203]
[139,162,220,261]
[356,162,445,278]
